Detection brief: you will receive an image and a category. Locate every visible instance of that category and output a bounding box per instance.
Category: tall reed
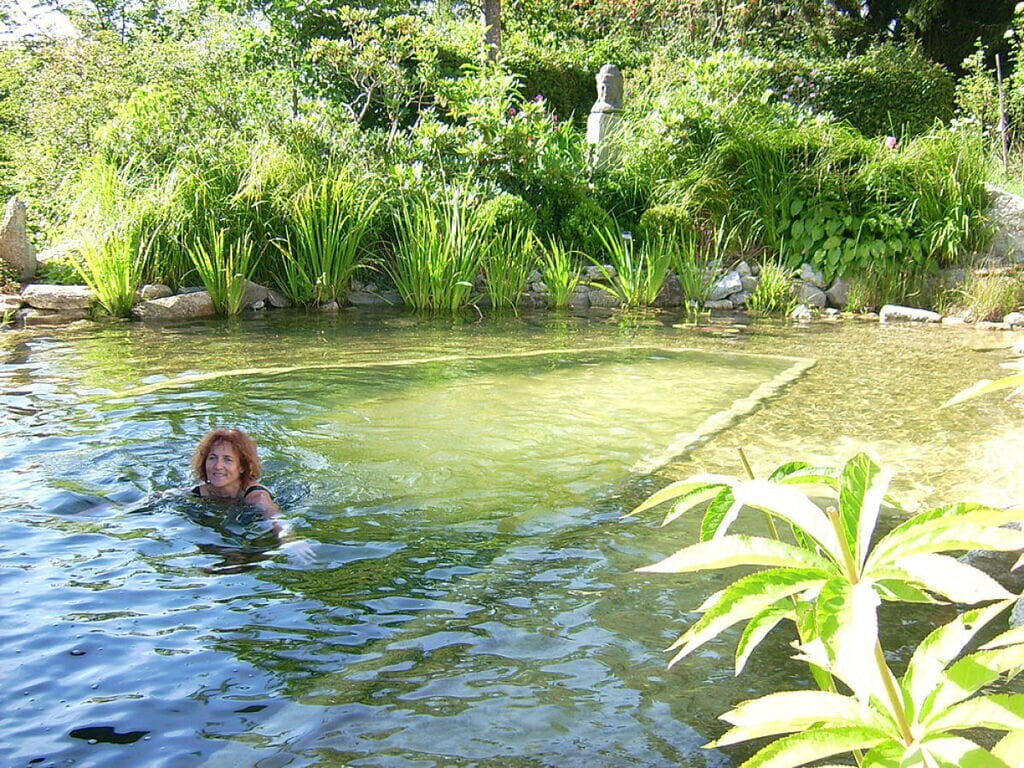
[590,225,674,307]
[388,187,489,312]
[276,172,382,306]
[483,225,536,312]
[67,158,149,317]
[185,222,259,317]
[537,236,582,308]
[746,259,795,315]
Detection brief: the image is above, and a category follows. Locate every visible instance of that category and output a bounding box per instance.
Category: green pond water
[2,309,1023,767]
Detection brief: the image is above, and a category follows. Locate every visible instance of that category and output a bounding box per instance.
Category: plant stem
[875,640,914,745]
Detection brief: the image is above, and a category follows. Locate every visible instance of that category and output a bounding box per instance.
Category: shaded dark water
[2,309,1022,767]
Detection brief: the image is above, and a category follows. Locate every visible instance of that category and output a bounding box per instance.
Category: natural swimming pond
[3,310,1023,767]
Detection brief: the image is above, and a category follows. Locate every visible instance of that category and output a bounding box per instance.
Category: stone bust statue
[592,64,623,113]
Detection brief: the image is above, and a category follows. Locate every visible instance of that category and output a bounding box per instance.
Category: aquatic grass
[276,172,382,306]
[590,225,674,307]
[537,236,582,308]
[388,187,488,312]
[944,269,1024,322]
[483,225,536,312]
[185,222,259,317]
[66,158,150,317]
[746,259,795,315]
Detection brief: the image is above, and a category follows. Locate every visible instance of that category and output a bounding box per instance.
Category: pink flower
[884,135,898,150]
[508,107,516,117]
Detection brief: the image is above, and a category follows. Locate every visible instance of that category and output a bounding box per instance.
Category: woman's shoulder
[242,484,272,499]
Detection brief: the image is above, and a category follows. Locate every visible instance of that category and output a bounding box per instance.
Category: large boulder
[133,291,216,321]
[21,284,94,310]
[986,183,1024,263]
[0,197,37,281]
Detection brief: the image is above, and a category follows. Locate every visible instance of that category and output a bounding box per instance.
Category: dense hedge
[679,44,954,138]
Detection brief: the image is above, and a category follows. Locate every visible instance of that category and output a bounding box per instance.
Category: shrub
[637,204,694,241]
[477,192,537,234]
[746,260,795,315]
[560,197,615,256]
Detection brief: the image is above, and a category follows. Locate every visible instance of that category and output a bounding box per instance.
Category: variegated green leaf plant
[631,452,1024,767]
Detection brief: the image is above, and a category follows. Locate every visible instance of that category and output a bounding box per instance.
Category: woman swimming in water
[191,428,313,562]
[191,428,278,516]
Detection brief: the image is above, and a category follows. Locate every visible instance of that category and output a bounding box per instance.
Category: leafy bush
[637,204,694,241]
[477,192,537,233]
[560,197,615,256]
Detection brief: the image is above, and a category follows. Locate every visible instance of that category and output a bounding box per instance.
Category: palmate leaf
[943,375,1024,407]
[925,643,1024,723]
[664,567,829,667]
[867,504,1024,568]
[837,453,892,570]
[625,475,734,518]
[992,730,1024,767]
[700,487,741,540]
[637,534,834,575]
[668,484,731,527]
[903,602,1012,725]
[711,690,894,747]
[915,735,1012,768]
[731,479,842,562]
[737,725,888,768]
[736,602,793,674]
[926,693,1024,734]
[868,554,1014,604]
[814,578,885,703]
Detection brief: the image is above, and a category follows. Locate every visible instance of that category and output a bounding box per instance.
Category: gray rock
[267,288,292,309]
[823,307,841,319]
[826,277,851,309]
[879,304,942,324]
[704,299,735,311]
[569,285,591,309]
[527,269,543,283]
[138,283,173,301]
[242,280,269,308]
[16,307,90,326]
[942,316,968,326]
[730,291,752,308]
[735,261,752,277]
[582,264,614,282]
[0,196,37,281]
[794,282,827,308]
[799,262,827,289]
[710,270,743,301]
[21,284,94,310]
[1004,311,1024,328]
[36,241,80,267]
[790,304,814,321]
[588,288,621,308]
[654,274,682,307]
[134,291,216,321]
[319,300,340,312]
[1,294,23,312]
[740,275,759,293]
[985,183,1024,263]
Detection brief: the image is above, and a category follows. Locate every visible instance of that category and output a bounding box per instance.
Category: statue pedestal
[586,110,622,168]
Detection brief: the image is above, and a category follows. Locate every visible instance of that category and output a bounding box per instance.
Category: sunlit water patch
[2,312,1023,767]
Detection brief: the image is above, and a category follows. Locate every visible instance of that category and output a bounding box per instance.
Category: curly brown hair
[191,428,263,488]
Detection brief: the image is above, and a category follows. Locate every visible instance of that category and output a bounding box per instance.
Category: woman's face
[205,440,242,493]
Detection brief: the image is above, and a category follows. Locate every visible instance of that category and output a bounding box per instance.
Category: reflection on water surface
[1,310,1022,767]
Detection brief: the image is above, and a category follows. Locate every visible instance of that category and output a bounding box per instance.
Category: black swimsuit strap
[191,485,202,497]
[242,484,272,499]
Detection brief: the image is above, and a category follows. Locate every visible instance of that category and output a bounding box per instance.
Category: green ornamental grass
[185,223,259,317]
[537,236,582,308]
[388,187,489,312]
